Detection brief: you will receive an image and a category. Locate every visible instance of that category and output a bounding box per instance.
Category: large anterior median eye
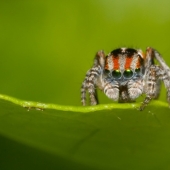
[123,69,133,79]
[112,70,122,79]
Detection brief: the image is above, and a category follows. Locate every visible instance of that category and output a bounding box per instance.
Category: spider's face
[104,48,144,84]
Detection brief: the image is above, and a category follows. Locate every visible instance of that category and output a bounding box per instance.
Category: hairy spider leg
[140,48,163,110]
[81,51,105,105]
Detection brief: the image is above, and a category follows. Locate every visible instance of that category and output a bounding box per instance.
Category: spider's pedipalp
[104,81,119,101]
[127,79,143,100]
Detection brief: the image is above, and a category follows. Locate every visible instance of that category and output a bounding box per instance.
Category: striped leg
[81,71,90,106]
[154,65,170,104]
[139,47,162,110]
[140,47,170,110]
[81,50,106,106]
[153,78,161,99]
[154,49,170,78]
[140,65,157,111]
[153,49,170,104]
[81,66,101,105]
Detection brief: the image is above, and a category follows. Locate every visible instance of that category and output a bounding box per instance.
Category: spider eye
[112,70,121,79]
[135,68,140,74]
[123,69,133,78]
[104,69,110,74]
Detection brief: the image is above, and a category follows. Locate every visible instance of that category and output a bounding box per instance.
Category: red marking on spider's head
[136,52,144,68]
[104,58,109,70]
[112,55,119,70]
[105,48,144,71]
[136,58,141,68]
[125,57,133,69]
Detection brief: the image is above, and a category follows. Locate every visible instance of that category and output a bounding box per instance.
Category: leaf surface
[0,97,170,170]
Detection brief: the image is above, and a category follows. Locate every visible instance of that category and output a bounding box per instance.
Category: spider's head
[104,48,144,83]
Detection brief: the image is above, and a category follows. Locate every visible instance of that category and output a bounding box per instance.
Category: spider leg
[153,78,161,99]
[81,50,105,105]
[154,49,170,77]
[81,66,101,105]
[140,47,170,110]
[81,71,90,106]
[153,49,170,104]
[140,65,157,111]
[154,65,170,104]
[139,47,158,110]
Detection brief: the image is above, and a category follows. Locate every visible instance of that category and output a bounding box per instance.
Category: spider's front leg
[81,67,100,106]
[139,47,160,111]
[81,50,105,106]
[153,49,170,105]
[140,65,158,111]
[140,47,170,110]
[154,65,170,101]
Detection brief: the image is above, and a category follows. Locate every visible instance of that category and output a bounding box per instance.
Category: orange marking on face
[136,57,141,68]
[125,57,133,69]
[104,58,109,70]
[112,55,119,70]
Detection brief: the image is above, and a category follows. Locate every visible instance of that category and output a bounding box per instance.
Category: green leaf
[0,94,170,170]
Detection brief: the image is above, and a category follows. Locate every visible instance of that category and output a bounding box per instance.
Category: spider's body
[81,47,170,110]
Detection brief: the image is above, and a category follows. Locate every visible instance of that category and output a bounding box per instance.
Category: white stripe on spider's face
[107,53,114,71]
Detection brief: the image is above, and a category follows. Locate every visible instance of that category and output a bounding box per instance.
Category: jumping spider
[81,47,170,111]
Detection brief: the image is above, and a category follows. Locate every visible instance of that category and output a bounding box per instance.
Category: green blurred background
[1,1,170,170]
[0,0,170,105]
